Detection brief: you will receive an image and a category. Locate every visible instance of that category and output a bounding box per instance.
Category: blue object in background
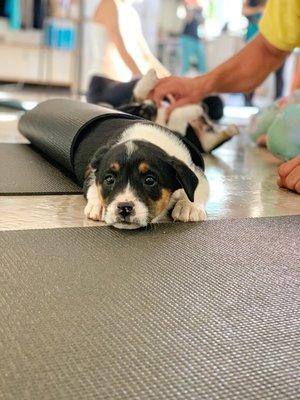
[267,104,300,161]
[5,0,21,30]
[44,19,76,50]
[245,13,262,42]
[180,35,207,75]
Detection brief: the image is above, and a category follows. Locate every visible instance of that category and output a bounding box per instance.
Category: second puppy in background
[118,69,239,154]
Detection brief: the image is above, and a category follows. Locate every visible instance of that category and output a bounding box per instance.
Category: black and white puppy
[118,69,239,153]
[84,123,208,230]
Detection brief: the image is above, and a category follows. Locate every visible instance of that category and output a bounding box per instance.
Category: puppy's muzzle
[116,201,135,222]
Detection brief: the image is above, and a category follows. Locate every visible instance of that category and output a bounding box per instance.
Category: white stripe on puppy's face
[126,141,137,157]
[104,183,149,230]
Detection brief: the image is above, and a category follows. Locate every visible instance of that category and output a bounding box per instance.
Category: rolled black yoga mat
[18,99,145,186]
[1,216,299,400]
[0,99,143,195]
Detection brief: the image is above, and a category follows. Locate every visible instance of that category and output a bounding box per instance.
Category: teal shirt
[245,13,262,42]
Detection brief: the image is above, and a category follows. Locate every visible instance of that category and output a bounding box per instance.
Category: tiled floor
[0,98,299,231]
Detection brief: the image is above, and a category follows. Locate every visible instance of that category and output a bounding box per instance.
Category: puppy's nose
[117,202,134,218]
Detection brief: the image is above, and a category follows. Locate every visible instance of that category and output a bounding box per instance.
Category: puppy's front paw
[172,200,207,222]
[84,202,104,221]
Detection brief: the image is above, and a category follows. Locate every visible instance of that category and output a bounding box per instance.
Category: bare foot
[256,134,267,147]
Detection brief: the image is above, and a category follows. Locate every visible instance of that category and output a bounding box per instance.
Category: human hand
[277,156,300,194]
[149,75,210,117]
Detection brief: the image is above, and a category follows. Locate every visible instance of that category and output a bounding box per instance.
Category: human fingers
[295,178,300,194]
[278,156,300,179]
[149,78,177,106]
[284,165,300,192]
[277,176,284,188]
[150,77,186,107]
[166,94,176,104]
[150,85,172,107]
[154,76,173,86]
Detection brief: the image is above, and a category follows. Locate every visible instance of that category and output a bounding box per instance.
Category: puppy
[84,122,208,230]
[118,69,239,153]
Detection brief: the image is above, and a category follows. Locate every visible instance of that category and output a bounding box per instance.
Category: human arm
[129,6,169,78]
[150,34,289,113]
[277,156,300,194]
[93,0,142,76]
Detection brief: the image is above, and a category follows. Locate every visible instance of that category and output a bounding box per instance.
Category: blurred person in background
[180,4,207,76]
[242,0,266,105]
[243,0,285,103]
[243,0,266,42]
[93,0,169,82]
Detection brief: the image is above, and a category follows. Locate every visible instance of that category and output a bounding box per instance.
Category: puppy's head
[90,140,198,230]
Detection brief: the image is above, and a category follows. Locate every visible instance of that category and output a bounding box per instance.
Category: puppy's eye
[144,176,157,186]
[104,175,115,185]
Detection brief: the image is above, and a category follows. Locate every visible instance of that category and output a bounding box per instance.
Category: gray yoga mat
[0,144,81,195]
[1,216,299,400]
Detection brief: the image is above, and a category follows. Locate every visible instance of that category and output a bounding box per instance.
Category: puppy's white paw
[84,201,104,221]
[172,200,207,222]
[133,69,158,101]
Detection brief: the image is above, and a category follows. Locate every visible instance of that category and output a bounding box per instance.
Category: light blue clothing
[250,105,278,141]
[267,104,300,161]
[250,101,300,160]
[180,35,207,75]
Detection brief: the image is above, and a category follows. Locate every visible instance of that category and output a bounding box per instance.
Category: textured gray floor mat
[1,216,299,399]
[0,144,81,195]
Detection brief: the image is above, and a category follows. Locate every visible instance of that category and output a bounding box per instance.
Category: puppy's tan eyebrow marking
[110,162,120,172]
[138,162,149,173]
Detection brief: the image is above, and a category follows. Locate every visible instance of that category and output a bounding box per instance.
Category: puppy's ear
[169,157,199,202]
[90,145,110,171]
